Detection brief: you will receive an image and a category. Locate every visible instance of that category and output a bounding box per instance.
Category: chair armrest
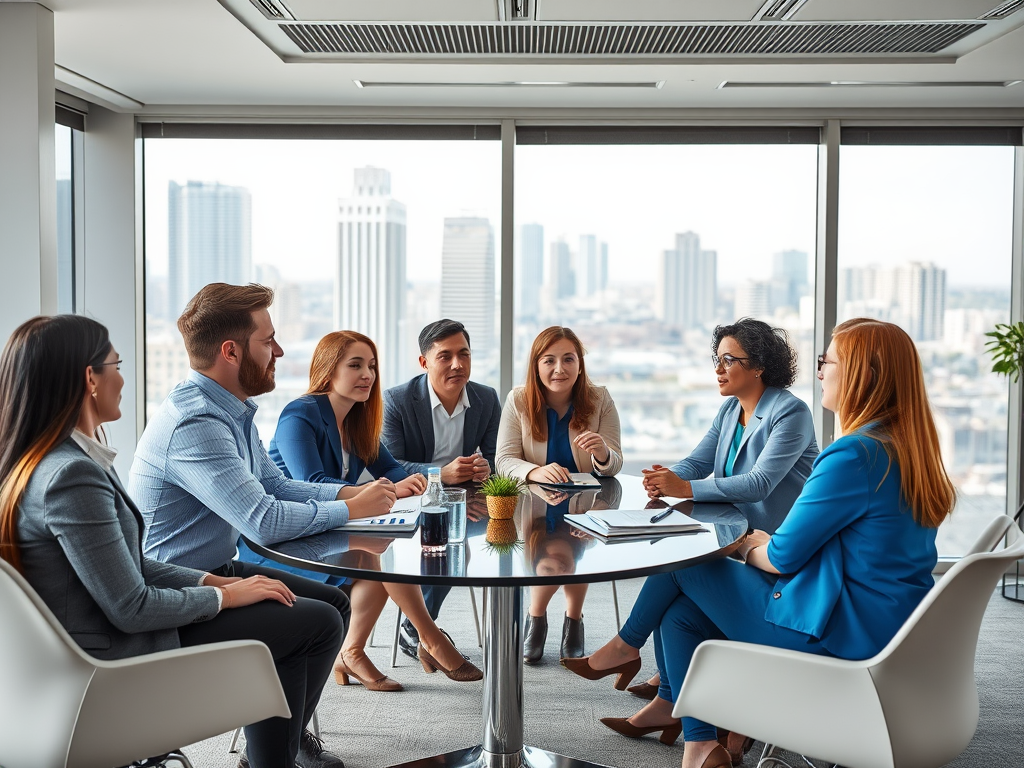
[672,640,894,768]
[68,640,289,768]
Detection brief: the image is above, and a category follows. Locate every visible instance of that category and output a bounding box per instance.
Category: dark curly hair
[711,318,798,389]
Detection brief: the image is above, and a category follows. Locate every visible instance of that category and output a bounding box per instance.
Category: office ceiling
[45,0,1024,111]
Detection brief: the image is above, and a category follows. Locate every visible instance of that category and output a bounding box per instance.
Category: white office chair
[0,557,291,768]
[672,515,1022,768]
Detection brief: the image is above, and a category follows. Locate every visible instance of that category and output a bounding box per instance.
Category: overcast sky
[143,139,1015,289]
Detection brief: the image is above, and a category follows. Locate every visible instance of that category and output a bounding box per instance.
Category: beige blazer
[495,385,623,481]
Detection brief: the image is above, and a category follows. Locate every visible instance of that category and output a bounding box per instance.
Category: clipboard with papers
[338,495,422,532]
[566,508,708,542]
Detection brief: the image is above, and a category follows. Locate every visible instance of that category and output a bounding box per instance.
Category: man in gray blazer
[382,319,500,656]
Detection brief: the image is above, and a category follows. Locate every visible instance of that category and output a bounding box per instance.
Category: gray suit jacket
[17,439,220,660]
[382,374,501,476]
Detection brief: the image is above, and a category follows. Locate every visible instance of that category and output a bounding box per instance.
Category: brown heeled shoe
[561,655,642,691]
[334,650,404,691]
[598,716,682,746]
[717,730,755,767]
[418,642,483,681]
[697,744,733,768]
[625,680,660,700]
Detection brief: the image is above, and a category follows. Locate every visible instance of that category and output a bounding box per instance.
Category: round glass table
[244,474,747,768]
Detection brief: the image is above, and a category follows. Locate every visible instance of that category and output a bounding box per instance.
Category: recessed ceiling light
[353,80,665,89]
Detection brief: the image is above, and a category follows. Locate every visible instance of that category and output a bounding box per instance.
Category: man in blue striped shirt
[130,283,395,768]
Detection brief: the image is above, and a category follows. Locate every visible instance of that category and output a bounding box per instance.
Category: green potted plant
[477,474,526,520]
[985,321,1024,383]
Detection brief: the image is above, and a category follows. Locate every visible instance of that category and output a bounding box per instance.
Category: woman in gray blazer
[0,315,344,768]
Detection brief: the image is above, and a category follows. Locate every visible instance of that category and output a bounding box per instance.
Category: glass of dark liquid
[420,505,449,555]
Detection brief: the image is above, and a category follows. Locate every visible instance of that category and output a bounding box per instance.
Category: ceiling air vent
[980,0,1024,19]
[249,0,294,21]
[280,22,982,56]
[757,0,811,21]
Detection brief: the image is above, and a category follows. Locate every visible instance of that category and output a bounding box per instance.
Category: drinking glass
[420,505,449,554]
[444,488,468,544]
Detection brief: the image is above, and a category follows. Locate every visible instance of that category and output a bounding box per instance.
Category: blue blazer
[765,433,938,660]
[671,387,818,534]
[268,394,408,486]
[382,374,501,476]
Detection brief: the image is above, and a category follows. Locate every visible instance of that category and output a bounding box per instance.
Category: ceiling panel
[284,0,499,22]
[793,0,1007,21]
[538,0,767,22]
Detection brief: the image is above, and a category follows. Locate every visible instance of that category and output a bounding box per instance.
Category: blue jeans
[618,559,832,742]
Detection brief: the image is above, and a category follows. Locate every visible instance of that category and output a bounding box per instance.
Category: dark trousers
[178,561,350,768]
[421,584,451,621]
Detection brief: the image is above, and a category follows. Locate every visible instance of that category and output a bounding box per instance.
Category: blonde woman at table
[240,330,482,691]
[496,326,622,664]
[565,319,955,768]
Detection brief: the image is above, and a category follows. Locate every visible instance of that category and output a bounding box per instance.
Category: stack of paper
[566,509,706,541]
[340,495,422,532]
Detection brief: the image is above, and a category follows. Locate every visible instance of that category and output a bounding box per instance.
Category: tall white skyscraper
[839,261,946,341]
[336,167,407,387]
[577,234,608,297]
[657,231,717,330]
[547,239,575,309]
[735,280,773,320]
[441,216,496,355]
[168,180,252,319]
[518,223,544,320]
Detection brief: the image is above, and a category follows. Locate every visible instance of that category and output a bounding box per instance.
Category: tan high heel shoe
[561,655,642,691]
[333,649,403,691]
[697,744,733,768]
[418,642,483,681]
[717,730,755,767]
[598,716,682,746]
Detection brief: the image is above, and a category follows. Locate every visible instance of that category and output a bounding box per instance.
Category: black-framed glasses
[816,354,836,372]
[712,353,749,370]
[95,359,123,371]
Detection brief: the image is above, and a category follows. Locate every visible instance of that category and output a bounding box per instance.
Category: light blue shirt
[129,371,351,571]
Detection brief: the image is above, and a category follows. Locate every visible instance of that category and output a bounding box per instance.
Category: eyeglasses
[712,353,749,370]
[816,354,836,372]
[95,359,123,371]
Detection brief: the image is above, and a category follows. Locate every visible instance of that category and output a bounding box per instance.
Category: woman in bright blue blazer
[621,319,819,699]
[240,330,482,692]
[566,319,957,768]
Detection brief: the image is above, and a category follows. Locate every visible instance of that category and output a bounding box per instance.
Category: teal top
[724,422,745,477]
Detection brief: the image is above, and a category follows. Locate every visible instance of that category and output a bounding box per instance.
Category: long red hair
[831,318,955,528]
[524,327,596,442]
[306,331,382,464]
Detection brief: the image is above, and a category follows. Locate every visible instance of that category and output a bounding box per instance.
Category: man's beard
[239,346,276,397]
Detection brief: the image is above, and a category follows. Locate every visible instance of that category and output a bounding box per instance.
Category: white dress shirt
[429,384,471,466]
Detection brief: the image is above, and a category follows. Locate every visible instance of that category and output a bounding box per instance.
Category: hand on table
[347,479,398,518]
[395,473,427,497]
[442,455,484,485]
[219,575,296,609]
[573,430,610,464]
[527,463,573,484]
[641,465,692,499]
[470,454,491,482]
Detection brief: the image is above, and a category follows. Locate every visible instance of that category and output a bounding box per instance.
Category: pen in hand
[649,508,674,524]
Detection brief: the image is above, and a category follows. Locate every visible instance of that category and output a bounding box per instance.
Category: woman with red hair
[565,319,956,768]
[241,330,482,692]
[496,326,623,664]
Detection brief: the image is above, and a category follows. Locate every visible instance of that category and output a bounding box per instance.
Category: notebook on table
[338,495,422,532]
[537,473,603,490]
[566,508,707,542]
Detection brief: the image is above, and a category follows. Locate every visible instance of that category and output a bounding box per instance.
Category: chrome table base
[385,586,613,768]
[388,744,614,768]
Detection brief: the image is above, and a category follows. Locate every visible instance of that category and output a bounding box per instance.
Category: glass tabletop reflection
[242,474,748,587]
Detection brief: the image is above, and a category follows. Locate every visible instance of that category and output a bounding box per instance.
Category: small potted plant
[985,321,1024,383]
[478,474,526,520]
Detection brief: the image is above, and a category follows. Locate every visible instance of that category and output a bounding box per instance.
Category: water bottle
[422,466,443,507]
[420,467,447,554]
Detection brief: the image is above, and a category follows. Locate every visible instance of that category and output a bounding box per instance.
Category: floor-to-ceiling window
[838,130,1018,556]
[514,127,819,475]
[142,128,501,439]
[55,104,84,313]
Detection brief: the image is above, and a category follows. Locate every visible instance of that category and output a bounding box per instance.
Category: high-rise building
[657,231,717,330]
[735,280,773,320]
[577,234,608,297]
[254,264,304,343]
[548,239,575,306]
[168,180,252,320]
[441,216,496,356]
[336,167,407,387]
[519,223,544,320]
[771,249,809,311]
[896,261,946,341]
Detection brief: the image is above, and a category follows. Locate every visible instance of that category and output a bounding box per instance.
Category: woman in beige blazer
[496,326,622,665]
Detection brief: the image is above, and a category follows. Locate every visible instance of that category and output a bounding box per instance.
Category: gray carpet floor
[183,578,1024,768]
